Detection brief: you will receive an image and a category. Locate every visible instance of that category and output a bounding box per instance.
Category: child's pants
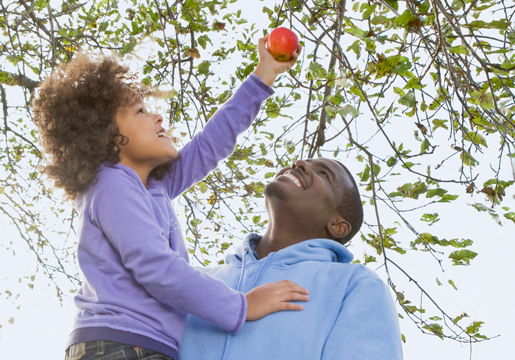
[65,340,175,360]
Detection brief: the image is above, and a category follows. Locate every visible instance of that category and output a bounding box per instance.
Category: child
[33,36,307,360]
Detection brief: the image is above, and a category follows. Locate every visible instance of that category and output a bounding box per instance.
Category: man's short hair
[335,161,363,245]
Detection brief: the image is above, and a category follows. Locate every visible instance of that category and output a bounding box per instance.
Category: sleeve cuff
[230,292,248,334]
[249,73,275,96]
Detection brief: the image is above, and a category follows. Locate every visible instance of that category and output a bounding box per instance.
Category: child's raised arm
[162,36,302,199]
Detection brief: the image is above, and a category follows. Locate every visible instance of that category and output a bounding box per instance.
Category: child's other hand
[245,280,309,321]
[253,35,302,87]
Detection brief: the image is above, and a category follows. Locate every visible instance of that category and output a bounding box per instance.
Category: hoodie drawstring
[220,248,249,360]
[250,252,273,289]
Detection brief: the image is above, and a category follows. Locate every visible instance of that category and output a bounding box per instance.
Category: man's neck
[256,224,324,259]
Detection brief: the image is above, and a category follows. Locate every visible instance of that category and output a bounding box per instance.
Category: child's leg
[65,340,175,360]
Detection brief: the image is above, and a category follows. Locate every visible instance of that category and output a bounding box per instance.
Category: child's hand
[245,280,309,321]
[253,35,302,87]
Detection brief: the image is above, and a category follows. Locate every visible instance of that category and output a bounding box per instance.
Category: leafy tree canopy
[1,0,514,345]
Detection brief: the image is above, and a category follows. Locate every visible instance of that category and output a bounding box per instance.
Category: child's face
[115,97,178,174]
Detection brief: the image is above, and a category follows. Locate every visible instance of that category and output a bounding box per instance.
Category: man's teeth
[285,173,303,189]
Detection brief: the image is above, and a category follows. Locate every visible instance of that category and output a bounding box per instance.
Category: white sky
[1,1,514,359]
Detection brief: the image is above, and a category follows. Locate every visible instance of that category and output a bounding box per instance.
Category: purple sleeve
[91,174,247,333]
[163,73,274,198]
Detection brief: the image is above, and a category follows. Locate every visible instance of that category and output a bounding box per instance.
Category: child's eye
[137,108,144,114]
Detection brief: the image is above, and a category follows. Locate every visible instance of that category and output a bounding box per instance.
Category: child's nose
[154,114,163,124]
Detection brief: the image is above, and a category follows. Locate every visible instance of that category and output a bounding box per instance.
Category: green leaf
[399,91,416,107]
[364,254,377,264]
[466,131,488,148]
[465,19,509,30]
[384,0,399,11]
[453,313,468,324]
[449,249,478,266]
[421,213,439,225]
[423,323,444,339]
[448,279,458,290]
[479,94,494,110]
[447,44,470,55]
[345,27,367,38]
[237,40,246,51]
[197,35,207,49]
[325,105,336,118]
[360,164,370,182]
[336,104,359,118]
[306,62,326,80]
[432,119,448,131]
[371,15,388,25]
[362,4,377,20]
[504,212,515,224]
[266,100,280,118]
[426,188,447,198]
[387,156,397,167]
[121,39,137,55]
[466,321,485,335]
[419,1,430,13]
[197,181,208,194]
[439,194,459,202]
[198,61,211,75]
[461,151,479,167]
[421,139,430,153]
[395,10,416,27]
[0,71,17,86]
[285,141,295,154]
[404,78,426,90]
[346,40,361,58]
[397,181,428,199]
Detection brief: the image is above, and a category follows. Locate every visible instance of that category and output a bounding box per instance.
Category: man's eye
[320,171,328,178]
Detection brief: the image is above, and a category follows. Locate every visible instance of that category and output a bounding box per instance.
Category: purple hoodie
[66,74,274,358]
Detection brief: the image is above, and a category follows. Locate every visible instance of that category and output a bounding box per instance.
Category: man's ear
[326,215,351,240]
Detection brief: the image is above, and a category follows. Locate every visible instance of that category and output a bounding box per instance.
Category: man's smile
[277,171,305,190]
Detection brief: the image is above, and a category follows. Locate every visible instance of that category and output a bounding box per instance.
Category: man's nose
[292,159,310,175]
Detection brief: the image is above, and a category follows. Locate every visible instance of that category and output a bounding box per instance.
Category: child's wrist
[253,63,279,87]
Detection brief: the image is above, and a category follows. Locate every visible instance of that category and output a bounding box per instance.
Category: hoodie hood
[225,233,354,267]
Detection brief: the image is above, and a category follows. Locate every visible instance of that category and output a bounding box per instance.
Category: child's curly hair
[33,52,170,200]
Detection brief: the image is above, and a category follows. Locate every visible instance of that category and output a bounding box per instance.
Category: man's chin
[264,182,289,201]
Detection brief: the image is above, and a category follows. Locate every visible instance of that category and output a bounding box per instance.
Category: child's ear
[326,216,351,240]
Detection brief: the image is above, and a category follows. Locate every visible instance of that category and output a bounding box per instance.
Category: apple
[267,27,299,62]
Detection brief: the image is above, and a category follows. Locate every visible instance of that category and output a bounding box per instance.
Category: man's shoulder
[339,263,391,295]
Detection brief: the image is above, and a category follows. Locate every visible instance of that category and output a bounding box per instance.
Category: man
[179,158,403,360]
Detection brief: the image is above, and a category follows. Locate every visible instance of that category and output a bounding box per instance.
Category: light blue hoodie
[180,234,403,360]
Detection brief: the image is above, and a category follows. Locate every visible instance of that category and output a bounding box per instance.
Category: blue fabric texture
[66,74,274,354]
[180,234,404,360]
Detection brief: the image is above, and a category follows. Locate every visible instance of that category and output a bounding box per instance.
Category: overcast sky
[1,1,514,359]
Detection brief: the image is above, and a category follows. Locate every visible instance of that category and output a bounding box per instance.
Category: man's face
[264,158,353,222]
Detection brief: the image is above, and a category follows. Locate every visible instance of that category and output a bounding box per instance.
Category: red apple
[267,27,299,62]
